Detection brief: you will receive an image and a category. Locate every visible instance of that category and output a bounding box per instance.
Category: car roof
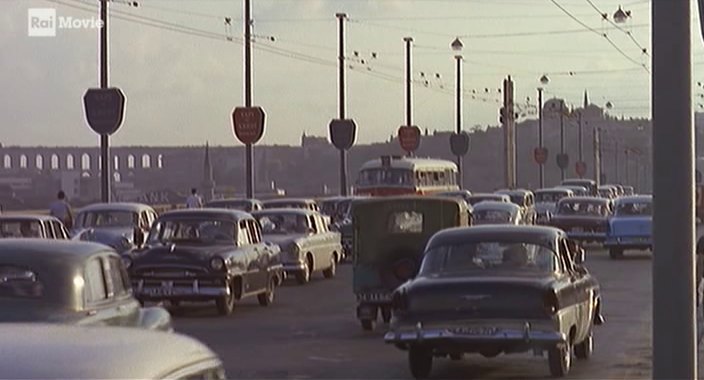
[353,195,467,205]
[555,185,588,190]
[428,225,564,247]
[0,214,61,222]
[78,202,155,213]
[535,188,572,195]
[206,198,260,204]
[495,188,533,195]
[469,193,509,199]
[0,239,114,262]
[0,324,222,379]
[562,178,596,185]
[558,196,610,204]
[252,208,318,216]
[615,195,652,203]
[472,201,520,212]
[159,208,251,221]
[263,198,316,204]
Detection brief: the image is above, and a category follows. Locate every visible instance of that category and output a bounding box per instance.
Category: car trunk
[609,216,651,236]
[550,215,607,233]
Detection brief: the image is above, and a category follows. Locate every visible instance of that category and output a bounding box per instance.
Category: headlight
[121,256,132,269]
[290,244,301,259]
[210,257,225,271]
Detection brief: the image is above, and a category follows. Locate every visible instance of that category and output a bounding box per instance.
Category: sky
[1,0,698,147]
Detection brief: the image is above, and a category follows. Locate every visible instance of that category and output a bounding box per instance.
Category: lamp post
[452,37,463,185]
[537,74,549,188]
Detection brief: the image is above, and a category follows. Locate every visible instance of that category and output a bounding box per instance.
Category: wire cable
[584,0,649,56]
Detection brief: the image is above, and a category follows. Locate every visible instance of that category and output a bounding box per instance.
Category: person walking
[49,190,73,229]
[186,188,203,209]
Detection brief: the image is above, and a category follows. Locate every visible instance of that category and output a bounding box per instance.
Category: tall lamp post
[537,74,549,188]
[451,37,465,186]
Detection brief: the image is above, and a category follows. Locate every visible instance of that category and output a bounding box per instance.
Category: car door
[316,215,339,262]
[103,255,141,326]
[558,238,590,340]
[246,219,270,291]
[237,220,261,294]
[80,256,122,327]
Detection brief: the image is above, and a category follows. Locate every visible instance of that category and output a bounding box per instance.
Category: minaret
[201,142,215,202]
[583,90,589,108]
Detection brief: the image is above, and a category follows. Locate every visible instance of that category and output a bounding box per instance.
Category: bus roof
[359,156,458,172]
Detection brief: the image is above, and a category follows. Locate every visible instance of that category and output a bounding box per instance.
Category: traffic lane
[174,248,653,379]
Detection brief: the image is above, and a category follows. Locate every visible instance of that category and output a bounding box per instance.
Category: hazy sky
[1,0,698,147]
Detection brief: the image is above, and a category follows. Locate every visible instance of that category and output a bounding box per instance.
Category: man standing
[49,190,73,229]
[186,188,203,209]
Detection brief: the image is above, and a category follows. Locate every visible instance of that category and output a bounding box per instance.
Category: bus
[354,156,460,196]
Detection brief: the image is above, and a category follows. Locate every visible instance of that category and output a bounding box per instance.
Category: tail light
[391,290,409,311]
[543,291,559,315]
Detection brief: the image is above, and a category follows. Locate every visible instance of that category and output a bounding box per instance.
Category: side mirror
[133,227,145,248]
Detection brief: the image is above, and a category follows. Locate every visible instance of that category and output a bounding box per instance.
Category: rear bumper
[565,231,606,242]
[604,236,651,249]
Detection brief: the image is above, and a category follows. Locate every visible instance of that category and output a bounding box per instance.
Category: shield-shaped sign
[398,125,421,153]
[556,153,570,169]
[329,119,357,150]
[83,87,126,136]
[232,106,266,145]
[533,147,548,164]
[449,132,470,156]
[575,161,587,177]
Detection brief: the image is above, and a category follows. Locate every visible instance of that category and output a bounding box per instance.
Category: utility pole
[559,100,565,181]
[615,140,619,183]
[454,52,463,185]
[538,87,545,188]
[625,148,630,186]
[99,0,110,202]
[578,111,584,163]
[652,1,695,378]
[244,0,254,198]
[594,128,601,186]
[502,76,516,188]
[404,37,414,129]
[337,13,348,196]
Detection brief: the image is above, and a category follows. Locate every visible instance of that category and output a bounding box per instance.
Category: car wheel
[408,345,433,379]
[548,343,572,377]
[295,256,313,285]
[381,307,392,323]
[360,319,375,331]
[257,277,276,307]
[575,330,593,359]
[216,280,236,316]
[323,255,336,279]
[609,248,624,259]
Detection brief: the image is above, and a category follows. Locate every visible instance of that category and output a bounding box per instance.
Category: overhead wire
[584,0,649,57]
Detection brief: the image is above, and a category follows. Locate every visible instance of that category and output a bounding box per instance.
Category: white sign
[28,8,104,37]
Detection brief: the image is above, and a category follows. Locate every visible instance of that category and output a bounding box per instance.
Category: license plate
[144,287,173,296]
[448,327,498,336]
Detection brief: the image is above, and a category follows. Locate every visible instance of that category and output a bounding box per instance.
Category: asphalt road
[175,248,657,379]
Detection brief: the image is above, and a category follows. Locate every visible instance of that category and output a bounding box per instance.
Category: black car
[126,209,284,316]
[385,225,603,378]
[0,239,171,331]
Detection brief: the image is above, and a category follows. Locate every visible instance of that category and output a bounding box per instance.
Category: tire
[408,345,433,379]
[360,319,375,331]
[381,307,392,323]
[548,343,572,378]
[574,331,593,359]
[609,248,624,259]
[323,255,336,279]
[216,280,236,316]
[295,256,313,285]
[257,278,276,307]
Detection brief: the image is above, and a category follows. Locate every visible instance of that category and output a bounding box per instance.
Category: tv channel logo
[28,8,57,37]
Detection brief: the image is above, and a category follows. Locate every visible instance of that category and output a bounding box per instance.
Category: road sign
[575,161,587,177]
[556,153,569,169]
[83,88,126,135]
[398,125,421,153]
[329,119,357,150]
[450,132,470,156]
[533,147,548,164]
[232,106,265,145]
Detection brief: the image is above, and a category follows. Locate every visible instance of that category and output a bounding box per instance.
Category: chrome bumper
[384,324,566,346]
[282,261,306,273]
[135,279,228,299]
[604,236,651,247]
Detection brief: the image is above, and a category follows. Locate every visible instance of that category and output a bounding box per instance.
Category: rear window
[616,201,652,216]
[0,220,43,238]
[0,266,43,298]
[475,210,512,223]
[558,201,609,216]
[388,211,423,233]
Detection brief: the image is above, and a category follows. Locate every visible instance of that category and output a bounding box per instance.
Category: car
[72,202,158,249]
[384,225,603,378]
[465,193,511,206]
[0,214,70,239]
[126,208,284,315]
[252,208,342,284]
[437,189,473,203]
[604,195,652,259]
[560,179,598,196]
[603,184,625,196]
[622,186,635,195]
[549,196,613,244]
[597,185,618,199]
[534,188,574,225]
[0,239,171,331]
[205,198,263,212]
[472,201,525,225]
[554,185,589,197]
[263,198,320,212]
[494,188,536,224]
[352,196,472,331]
[0,324,225,379]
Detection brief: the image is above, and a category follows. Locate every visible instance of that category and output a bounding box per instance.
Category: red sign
[533,147,548,165]
[232,106,265,145]
[575,161,588,177]
[398,125,421,153]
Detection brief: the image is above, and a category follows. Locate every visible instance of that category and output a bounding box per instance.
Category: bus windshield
[357,168,414,186]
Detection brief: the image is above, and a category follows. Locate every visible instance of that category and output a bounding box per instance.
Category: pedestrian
[49,190,73,229]
[186,188,203,209]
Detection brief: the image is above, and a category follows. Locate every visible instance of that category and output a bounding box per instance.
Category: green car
[352,196,472,331]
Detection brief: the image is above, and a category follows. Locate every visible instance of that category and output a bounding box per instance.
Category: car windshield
[264,202,307,209]
[535,192,564,203]
[0,266,43,299]
[616,201,652,216]
[0,220,42,238]
[419,242,558,276]
[148,218,236,244]
[77,211,137,228]
[468,196,502,205]
[208,200,250,211]
[474,209,512,223]
[357,168,414,186]
[255,213,308,234]
[558,201,609,216]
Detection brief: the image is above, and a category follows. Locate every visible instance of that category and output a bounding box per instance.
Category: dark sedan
[0,239,171,331]
[549,196,613,244]
[385,226,602,378]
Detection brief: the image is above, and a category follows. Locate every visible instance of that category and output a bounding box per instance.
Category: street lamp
[537,74,549,188]
[450,37,466,186]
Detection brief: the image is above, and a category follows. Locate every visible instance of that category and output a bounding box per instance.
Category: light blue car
[604,195,652,259]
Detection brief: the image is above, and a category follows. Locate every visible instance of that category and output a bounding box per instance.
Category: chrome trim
[384,326,566,345]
